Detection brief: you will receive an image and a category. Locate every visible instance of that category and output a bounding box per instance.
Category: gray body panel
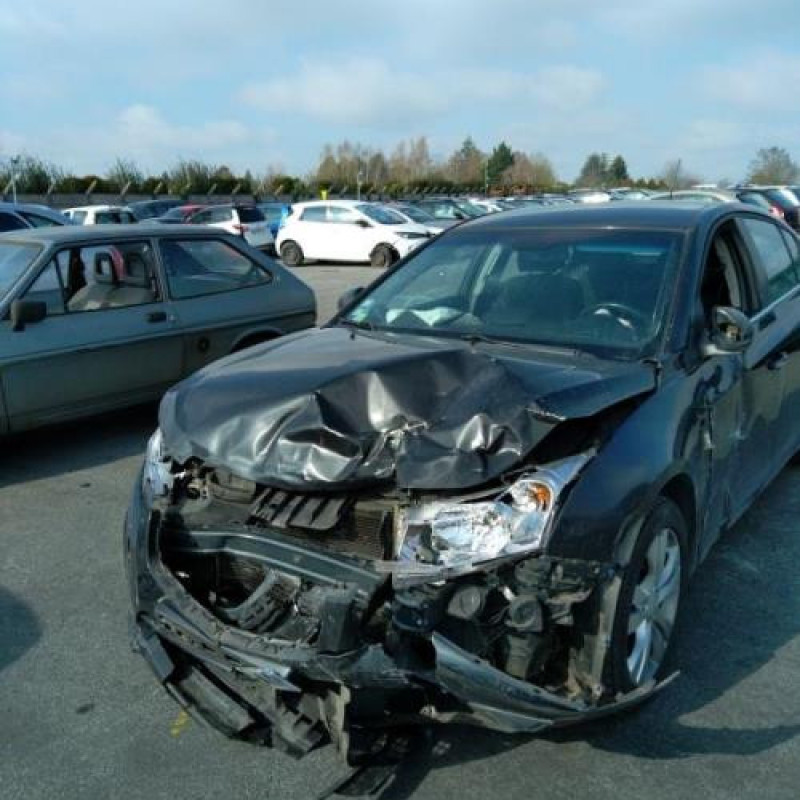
[0,225,315,432]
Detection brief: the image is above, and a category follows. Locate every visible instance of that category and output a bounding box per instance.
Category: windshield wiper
[338,318,375,333]
[457,333,581,356]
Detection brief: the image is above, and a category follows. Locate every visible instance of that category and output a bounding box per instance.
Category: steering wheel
[581,302,649,334]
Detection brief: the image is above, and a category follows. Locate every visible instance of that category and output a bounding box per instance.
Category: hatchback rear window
[238,207,265,223]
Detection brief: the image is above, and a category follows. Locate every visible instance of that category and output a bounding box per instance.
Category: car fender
[546,368,708,567]
[229,326,287,353]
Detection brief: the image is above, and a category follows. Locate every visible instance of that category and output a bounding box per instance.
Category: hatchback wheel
[280,241,304,267]
[370,244,396,269]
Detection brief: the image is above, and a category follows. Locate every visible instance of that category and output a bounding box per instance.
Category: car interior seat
[111,252,157,306]
[484,249,583,331]
[67,252,119,311]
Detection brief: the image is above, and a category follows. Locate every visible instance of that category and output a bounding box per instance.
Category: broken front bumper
[125,478,660,759]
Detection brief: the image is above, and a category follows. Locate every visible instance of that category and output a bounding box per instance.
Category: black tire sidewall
[607,497,688,694]
[280,241,302,266]
[371,245,394,268]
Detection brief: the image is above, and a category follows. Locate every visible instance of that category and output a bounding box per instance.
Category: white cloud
[678,120,751,152]
[240,59,605,125]
[115,105,251,154]
[240,58,445,125]
[1,106,274,174]
[701,51,800,111]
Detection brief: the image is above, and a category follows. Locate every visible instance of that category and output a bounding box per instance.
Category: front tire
[280,241,304,267]
[370,244,396,269]
[608,498,687,693]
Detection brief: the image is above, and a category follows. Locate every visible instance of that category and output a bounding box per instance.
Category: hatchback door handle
[768,352,789,371]
[147,311,167,323]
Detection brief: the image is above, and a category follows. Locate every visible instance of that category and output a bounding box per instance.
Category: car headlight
[396,231,429,240]
[142,428,173,503]
[398,453,592,572]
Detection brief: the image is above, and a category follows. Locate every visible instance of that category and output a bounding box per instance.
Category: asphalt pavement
[2,263,800,800]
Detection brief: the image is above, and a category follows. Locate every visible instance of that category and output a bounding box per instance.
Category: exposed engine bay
[127,450,664,791]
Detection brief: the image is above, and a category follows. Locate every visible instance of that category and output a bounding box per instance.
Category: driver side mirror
[702,306,753,357]
[10,299,47,332]
[354,219,371,228]
[337,286,365,310]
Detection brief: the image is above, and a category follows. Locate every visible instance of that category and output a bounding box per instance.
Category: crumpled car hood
[159,327,656,491]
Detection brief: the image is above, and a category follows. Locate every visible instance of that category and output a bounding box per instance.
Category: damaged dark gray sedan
[126,203,800,775]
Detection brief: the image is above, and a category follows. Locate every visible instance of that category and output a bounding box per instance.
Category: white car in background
[276,200,431,268]
[63,205,137,224]
[186,204,274,252]
[467,198,505,213]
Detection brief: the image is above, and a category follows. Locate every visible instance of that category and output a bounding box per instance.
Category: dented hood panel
[159,327,656,490]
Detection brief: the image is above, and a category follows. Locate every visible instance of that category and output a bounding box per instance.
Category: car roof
[0,223,238,245]
[292,199,372,208]
[64,204,131,212]
[449,201,768,232]
[0,203,69,220]
[649,189,737,200]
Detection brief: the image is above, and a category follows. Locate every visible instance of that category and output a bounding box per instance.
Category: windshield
[454,200,488,217]
[342,227,684,358]
[397,205,435,223]
[161,207,190,221]
[356,204,407,225]
[0,242,42,299]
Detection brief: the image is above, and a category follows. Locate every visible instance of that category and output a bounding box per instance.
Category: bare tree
[106,157,143,190]
[747,147,800,185]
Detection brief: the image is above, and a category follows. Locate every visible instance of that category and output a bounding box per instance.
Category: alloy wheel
[626,526,682,685]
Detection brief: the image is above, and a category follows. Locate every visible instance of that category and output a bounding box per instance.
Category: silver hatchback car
[0,224,315,433]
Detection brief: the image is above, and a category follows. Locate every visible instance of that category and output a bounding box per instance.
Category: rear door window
[300,206,327,222]
[159,238,271,299]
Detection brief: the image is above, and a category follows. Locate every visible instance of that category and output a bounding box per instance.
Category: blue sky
[1,0,799,183]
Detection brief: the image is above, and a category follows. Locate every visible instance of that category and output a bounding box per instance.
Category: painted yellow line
[170,710,191,737]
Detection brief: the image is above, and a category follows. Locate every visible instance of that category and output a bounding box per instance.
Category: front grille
[248,487,393,560]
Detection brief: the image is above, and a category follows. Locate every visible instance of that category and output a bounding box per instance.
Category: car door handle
[147,311,168,323]
[768,352,789,371]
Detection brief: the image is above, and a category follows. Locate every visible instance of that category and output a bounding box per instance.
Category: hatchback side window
[300,206,327,222]
[740,217,800,305]
[21,260,67,315]
[159,238,271,300]
[328,206,359,224]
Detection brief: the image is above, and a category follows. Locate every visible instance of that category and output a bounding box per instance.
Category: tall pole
[11,155,20,204]
[484,160,489,197]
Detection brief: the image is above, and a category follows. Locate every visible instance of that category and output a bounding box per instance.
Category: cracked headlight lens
[142,428,173,503]
[398,452,592,572]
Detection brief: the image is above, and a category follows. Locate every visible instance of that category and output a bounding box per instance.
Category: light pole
[484,159,489,197]
[10,155,20,204]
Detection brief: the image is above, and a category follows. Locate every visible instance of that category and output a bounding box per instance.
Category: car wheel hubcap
[626,527,681,686]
